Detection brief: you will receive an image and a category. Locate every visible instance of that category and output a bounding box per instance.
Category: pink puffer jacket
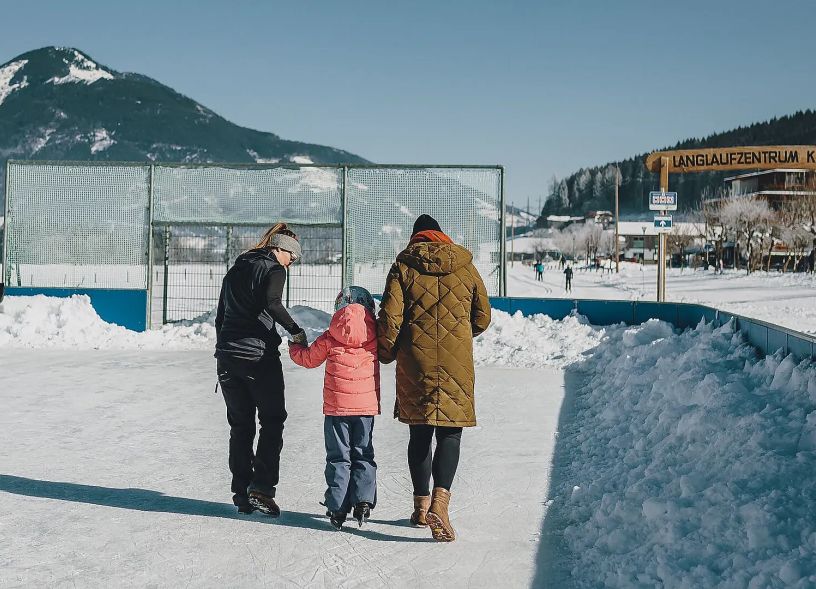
[289,303,381,416]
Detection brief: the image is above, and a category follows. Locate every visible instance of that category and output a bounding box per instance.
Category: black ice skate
[352,502,371,528]
[233,494,256,514]
[248,490,280,517]
[327,510,347,530]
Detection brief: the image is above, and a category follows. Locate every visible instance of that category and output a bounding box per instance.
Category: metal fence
[3,162,505,327]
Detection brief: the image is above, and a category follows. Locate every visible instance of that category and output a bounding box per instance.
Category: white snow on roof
[290,155,314,165]
[48,50,114,85]
[90,128,116,154]
[0,59,29,107]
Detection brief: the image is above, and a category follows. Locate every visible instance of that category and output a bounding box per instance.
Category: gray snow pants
[323,415,377,513]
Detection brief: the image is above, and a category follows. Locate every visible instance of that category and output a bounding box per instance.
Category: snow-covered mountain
[0,46,368,202]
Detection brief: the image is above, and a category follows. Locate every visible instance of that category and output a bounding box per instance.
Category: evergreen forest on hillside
[539,110,816,222]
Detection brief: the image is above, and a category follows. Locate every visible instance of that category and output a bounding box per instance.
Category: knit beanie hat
[411,214,442,236]
[334,286,376,314]
[267,233,302,262]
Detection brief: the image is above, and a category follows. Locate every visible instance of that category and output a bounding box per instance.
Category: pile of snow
[474,310,605,368]
[0,295,213,350]
[0,296,330,351]
[549,318,816,587]
[0,297,605,371]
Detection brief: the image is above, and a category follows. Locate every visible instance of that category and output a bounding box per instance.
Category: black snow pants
[407,425,463,496]
[217,357,287,499]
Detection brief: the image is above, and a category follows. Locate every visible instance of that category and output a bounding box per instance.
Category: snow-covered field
[509,261,816,335]
[1,296,814,587]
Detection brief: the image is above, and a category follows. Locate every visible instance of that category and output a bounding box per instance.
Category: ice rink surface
[0,351,564,588]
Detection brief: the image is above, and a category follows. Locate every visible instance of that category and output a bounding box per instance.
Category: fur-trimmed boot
[410,494,431,527]
[425,487,456,542]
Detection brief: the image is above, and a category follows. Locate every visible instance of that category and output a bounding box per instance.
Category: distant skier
[535,261,544,281]
[289,286,380,530]
[559,255,566,269]
[564,264,573,293]
[215,223,306,516]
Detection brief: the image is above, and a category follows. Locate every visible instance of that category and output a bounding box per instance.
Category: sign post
[657,159,670,301]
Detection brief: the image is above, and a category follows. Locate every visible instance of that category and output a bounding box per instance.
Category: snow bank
[0,296,329,350]
[0,296,606,370]
[474,309,606,368]
[550,318,816,588]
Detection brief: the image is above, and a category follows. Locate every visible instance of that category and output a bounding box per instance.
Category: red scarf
[409,230,453,245]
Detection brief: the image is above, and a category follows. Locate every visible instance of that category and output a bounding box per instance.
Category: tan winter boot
[410,494,431,527]
[425,487,456,542]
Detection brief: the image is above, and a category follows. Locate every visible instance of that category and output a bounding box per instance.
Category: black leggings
[407,425,463,496]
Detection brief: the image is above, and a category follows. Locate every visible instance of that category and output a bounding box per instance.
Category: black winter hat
[411,214,442,236]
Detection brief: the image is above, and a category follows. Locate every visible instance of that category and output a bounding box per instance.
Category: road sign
[649,191,678,211]
[654,215,673,231]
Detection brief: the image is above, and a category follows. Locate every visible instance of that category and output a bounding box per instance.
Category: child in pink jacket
[289,286,380,530]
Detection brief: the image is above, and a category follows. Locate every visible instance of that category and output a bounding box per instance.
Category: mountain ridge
[0,46,368,204]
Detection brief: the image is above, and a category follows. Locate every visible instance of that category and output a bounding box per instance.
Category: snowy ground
[1,296,814,587]
[508,261,816,335]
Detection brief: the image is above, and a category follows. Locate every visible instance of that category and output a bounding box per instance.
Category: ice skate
[233,494,256,514]
[327,509,347,530]
[352,502,371,528]
[248,490,280,517]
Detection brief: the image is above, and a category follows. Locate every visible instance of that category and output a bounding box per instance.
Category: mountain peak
[0,46,367,202]
[1,46,116,92]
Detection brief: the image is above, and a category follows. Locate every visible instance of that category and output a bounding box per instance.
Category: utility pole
[614,165,620,273]
[510,208,515,267]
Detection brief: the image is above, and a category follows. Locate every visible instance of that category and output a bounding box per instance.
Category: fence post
[499,166,507,296]
[146,165,155,329]
[162,225,170,325]
[225,225,233,271]
[2,161,10,287]
[341,165,350,289]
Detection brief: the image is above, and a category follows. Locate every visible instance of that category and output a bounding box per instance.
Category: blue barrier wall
[490,297,816,361]
[5,288,148,332]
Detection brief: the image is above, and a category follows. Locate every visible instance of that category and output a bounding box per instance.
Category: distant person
[378,214,491,542]
[289,286,380,530]
[535,261,544,281]
[718,258,724,274]
[215,223,307,516]
[559,255,566,269]
[564,264,573,293]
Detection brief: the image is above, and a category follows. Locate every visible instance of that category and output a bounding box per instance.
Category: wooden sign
[644,145,816,173]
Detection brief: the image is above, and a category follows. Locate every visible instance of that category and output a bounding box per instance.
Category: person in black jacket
[215,223,307,516]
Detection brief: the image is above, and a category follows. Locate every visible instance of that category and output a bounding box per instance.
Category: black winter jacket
[215,249,301,363]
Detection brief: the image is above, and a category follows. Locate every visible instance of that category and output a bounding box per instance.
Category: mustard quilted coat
[377,241,491,427]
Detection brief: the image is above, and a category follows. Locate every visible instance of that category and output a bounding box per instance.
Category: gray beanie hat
[268,233,302,262]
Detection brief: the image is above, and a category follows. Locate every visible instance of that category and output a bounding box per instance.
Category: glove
[290,330,308,346]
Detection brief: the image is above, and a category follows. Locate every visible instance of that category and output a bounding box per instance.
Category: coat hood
[328,303,376,347]
[397,242,473,276]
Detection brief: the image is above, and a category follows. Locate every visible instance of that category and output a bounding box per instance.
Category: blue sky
[2,0,815,208]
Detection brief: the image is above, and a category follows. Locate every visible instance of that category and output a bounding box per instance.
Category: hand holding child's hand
[290,330,308,346]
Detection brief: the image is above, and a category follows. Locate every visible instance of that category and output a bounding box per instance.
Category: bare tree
[718,197,775,274]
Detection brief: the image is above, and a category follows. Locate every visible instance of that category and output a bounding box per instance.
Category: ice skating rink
[0,351,564,588]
